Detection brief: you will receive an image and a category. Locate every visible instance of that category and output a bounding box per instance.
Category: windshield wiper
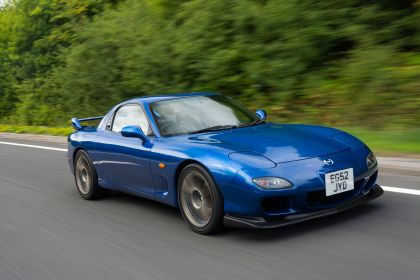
[189,120,263,135]
[189,125,238,134]
[239,119,265,127]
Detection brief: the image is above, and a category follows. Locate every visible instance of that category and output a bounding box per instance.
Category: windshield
[150,95,259,136]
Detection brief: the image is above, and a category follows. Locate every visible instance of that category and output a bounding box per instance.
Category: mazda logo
[324,159,334,165]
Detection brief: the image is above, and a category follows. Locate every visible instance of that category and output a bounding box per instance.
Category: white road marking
[0,141,67,152]
[382,186,420,196]
[1,141,420,196]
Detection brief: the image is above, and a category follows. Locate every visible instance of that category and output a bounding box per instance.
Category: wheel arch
[72,147,95,173]
[73,147,86,163]
[174,159,224,205]
[174,159,201,191]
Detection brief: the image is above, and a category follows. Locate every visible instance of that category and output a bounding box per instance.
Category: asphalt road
[0,138,419,280]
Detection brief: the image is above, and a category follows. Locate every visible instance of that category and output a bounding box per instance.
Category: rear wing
[71,116,103,131]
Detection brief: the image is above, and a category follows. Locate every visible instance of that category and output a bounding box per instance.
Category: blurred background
[0,0,419,153]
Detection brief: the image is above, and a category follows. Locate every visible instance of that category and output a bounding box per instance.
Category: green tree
[1,0,419,127]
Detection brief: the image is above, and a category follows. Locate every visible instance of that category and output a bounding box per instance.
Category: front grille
[307,178,366,208]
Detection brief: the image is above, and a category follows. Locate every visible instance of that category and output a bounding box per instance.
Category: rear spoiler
[71,116,103,131]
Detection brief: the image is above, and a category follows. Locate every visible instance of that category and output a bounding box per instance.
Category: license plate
[325,168,354,196]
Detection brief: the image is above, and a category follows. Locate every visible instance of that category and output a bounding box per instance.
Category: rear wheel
[74,150,106,200]
[178,164,224,234]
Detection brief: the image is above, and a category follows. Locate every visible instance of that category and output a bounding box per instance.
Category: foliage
[0,0,118,123]
[0,0,419,127]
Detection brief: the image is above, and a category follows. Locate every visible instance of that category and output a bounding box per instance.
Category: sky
[0,0,10,7]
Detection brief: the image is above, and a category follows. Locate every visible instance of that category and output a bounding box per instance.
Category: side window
[112,105,153,135]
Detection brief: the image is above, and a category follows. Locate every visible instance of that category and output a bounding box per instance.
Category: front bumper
[224,184,383,229]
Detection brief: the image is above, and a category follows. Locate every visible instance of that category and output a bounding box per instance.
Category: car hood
[181,123,351,164]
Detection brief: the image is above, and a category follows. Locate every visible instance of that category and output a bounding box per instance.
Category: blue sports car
[68,92,383,234]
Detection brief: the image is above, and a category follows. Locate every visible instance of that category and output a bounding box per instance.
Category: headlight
[366,152,377,169]
[252,177,292,189]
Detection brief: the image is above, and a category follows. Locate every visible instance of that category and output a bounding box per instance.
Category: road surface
[0,135,419,280]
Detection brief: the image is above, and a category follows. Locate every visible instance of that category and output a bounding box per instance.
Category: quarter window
[112,104,152,135]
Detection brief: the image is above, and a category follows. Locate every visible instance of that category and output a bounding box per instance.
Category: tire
[178,163,224,234]
[74,150,107,200]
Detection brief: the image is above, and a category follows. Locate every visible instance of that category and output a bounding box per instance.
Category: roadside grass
[0,124,419,154]
[339,127,420,155]
[0,124,73,136]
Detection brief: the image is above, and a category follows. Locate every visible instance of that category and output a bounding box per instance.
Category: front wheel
[178,164,224,234]
[74,150,107,200]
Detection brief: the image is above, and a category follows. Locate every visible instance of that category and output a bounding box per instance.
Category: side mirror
[255,109,267,121]
[121,125,148,142]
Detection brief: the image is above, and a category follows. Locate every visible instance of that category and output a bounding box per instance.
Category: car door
[93,104,156,196]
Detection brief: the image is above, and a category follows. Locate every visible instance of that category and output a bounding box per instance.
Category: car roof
[127,92,219,105]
